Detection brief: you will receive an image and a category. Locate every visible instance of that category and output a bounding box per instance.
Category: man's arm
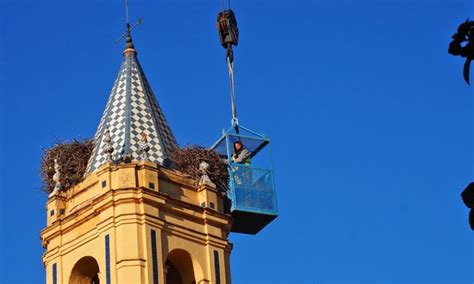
[232,149,250,163]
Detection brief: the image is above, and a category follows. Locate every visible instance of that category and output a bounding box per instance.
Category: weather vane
[448,19,474,85]
[116,0,142,43]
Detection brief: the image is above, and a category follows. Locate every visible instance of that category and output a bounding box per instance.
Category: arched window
[165,259,183,284]
[69,256,100,284]
[165,249,199,284]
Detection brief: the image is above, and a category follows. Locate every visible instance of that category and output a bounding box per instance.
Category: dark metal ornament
[448,19,474,85]
[464,56,472,84]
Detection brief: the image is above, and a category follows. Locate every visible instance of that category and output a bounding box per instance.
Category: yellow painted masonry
[41,161,233,284]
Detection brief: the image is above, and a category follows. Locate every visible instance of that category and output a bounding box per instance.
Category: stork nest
[40,141,228,194]
[40,139,94,194]
[170,146,229,192]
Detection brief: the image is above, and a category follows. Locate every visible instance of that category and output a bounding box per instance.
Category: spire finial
[125,23,135,50]
[125,0,130,25]
[116,0,142,55]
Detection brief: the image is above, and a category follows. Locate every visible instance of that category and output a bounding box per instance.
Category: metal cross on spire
[116,0,142,45]
[125,0,130,24]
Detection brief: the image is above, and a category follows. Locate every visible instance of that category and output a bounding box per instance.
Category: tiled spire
[85,31,178,174]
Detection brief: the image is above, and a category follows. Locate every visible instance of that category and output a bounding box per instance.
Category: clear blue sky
[1,0,473,283]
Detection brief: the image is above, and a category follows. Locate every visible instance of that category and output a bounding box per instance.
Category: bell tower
[40,21,232,284]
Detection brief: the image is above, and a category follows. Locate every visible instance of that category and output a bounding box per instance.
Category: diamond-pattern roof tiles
[85,40,178,175]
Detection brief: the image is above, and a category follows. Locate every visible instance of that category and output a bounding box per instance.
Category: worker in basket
[230,141,252,187]
[231,141,250,165]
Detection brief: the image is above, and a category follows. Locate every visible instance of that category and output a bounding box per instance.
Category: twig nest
[170,146,229,193]
[40,139,94,194]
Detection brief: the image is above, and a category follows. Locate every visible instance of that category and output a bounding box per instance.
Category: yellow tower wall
[41,161,232,284]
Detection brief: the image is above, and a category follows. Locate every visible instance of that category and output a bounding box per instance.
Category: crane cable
[221,0,231,12]
[218,0,239,129]
[227,56,238,127]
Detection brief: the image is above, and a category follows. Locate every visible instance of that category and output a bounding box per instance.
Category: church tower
[40,25,232,284]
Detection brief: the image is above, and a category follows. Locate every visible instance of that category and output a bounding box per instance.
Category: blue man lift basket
[211,125,278,234]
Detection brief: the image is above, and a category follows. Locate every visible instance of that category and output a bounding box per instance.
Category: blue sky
[1,0,473,283]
